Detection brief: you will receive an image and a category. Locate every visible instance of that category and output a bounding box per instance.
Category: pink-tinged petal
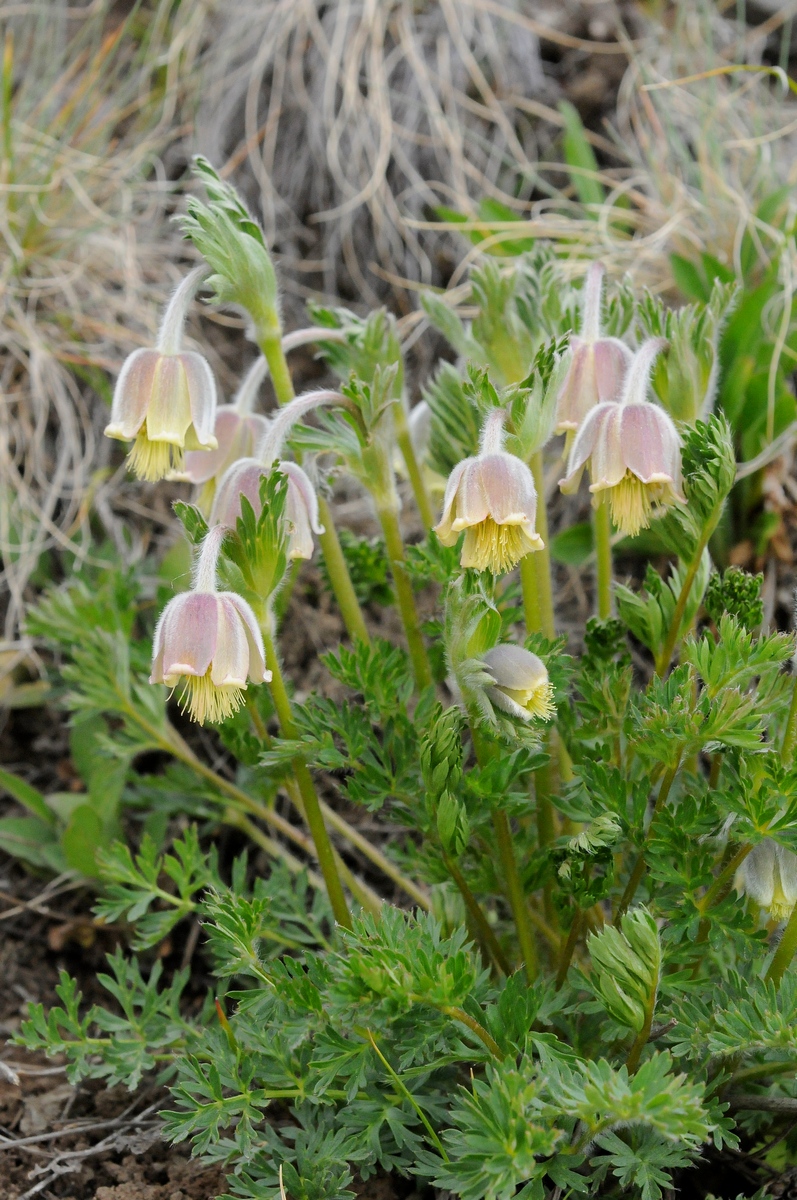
[105,349,161,440]
[281,462,324,534]
[149,601,170,683]
[179,352,218,447]
[555,339,598,432]
[594,338,632,403]
[210,597,250,686]
[451,459,491,531]
[588,403,626,490]
[434,458,471,543]
[620,403,680,485]
[144,356,193,444]
[210,458,267,526]
[182,408,241,484]
[159,592,218,680]
[559,402,608,492]
[225,593,269,683]
[479,452,538,528]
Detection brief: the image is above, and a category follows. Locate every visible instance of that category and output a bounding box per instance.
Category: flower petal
[588,402,626,490]
[105,349,161,440]
[225,593,270,683]
[211,458,267,526]
[144,356,193,444]
[559,402,609,492]
[479,452,537,530]
[211,597,250,686]
[157,592,218,680]
[620,403,681,486]
[594,338,632,403]
[435,457,471,543]
[180,352,218,448]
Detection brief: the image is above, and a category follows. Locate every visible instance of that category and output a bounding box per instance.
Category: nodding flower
[175,356,271,513]
[208,388,344,561]
[735,840,797,923]
[482,643,555,722]
[559,339,683,538]
[104,268,218,481]
[435,408,543,574]
[150,525,269,725]
[554,263,632,442]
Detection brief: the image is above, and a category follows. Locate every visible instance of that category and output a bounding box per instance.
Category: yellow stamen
[461,518,537,574]
[127,432,185,482]
[605,472,654,538]
[177,672,246,725]
[770,866,796,922]
[501,681,556,721]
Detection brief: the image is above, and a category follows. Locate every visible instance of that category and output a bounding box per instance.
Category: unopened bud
[560,339,683,537]
[104,269,218,481]
[435,409,543,574]
[482,643,555,722]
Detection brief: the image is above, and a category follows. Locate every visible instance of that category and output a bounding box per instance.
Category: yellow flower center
[461,519,534,574]
[127,431,186,482]
[606,472,655,538]
[501,681,556,721]
[177,671,246,725]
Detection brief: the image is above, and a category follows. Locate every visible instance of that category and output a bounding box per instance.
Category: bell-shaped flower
[482,643,555,721]
[105,268,218,481]
[150,527,270,725]
[735,840,797,922]
[211,457,324,561]
[555,263,632,438]
[559,338,683,538]
[175,357,271,512]
[435,408,543,574]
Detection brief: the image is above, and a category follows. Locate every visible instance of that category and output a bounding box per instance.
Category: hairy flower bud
[482,643,555,722]
[735,840,797,922]
[211,458,324,561]
[150,527,269,725]
[104,269,218,481]
[560,339,683,537]
[555,263,632,438]
[435,409,543,574]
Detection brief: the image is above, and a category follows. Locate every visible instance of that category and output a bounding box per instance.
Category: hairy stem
[377,502,433,690]
[394,404,435,530]
[262,625,352,928]
[782,669,797,764]
[655,515,720,676]
[442,850,512,975]
[615,761,679,921]
[766,901,797,986]
[529,451,555,639]
[492,809,538,982]
[593,494,613,620]
[555,910,581,990]
[257,325,369,644]
[626,988,656,1074]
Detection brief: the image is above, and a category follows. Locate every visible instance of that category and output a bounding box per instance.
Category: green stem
[437,1005,502,1059]
[593,493,613,620]
[730,1059,797,1087]
[492,809,537,982]
[615,761,679,921]
[257,324,370,645]
[655,517,718,677]
[555,910,581,990]
[766,900,797,986]
[626,989,656,1074]
[529,452,555,639]
[394,408,435,530]
[697,842,753,915]
[782,669,797,765]
[520,553,542,637]
[442,850,512,975]
[262,625,352,929]
[366,1031,449,1160]
[377,503,432,690]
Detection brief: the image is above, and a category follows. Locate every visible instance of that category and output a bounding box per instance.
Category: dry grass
[0,0,210,654]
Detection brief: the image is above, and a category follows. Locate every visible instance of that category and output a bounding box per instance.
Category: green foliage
[704,566,764,632]
[319,530,393,607]
[588,909,661,1034]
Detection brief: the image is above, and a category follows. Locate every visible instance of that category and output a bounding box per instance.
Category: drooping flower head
[104,267,218,481]
[735,840,797,923]
[435,408,543,574]
[175,356,271,513]
[483,643,555,722]
[559,338,683,537]
[555,262,632,441]
[210,388,344,560]
[150,525,269,724]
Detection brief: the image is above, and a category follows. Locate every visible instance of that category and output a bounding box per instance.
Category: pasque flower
[105,268,218,481]
[735,840,797,922]
[483,643,555,721]
[150,525,269,724]
[208,388,342,561]
[555,262,632,440]
[435,408,543,574]
[559,338,683,537]
[176,356,270,512]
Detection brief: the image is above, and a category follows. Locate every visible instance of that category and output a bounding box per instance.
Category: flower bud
[482,643,555,721]
[150,527,270,725]
[559,339,683,537]
[555,263,632,438]
[735,840,797,922]
[435,409,543,574]
[104,269,218,481]
[211,458,324,561]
